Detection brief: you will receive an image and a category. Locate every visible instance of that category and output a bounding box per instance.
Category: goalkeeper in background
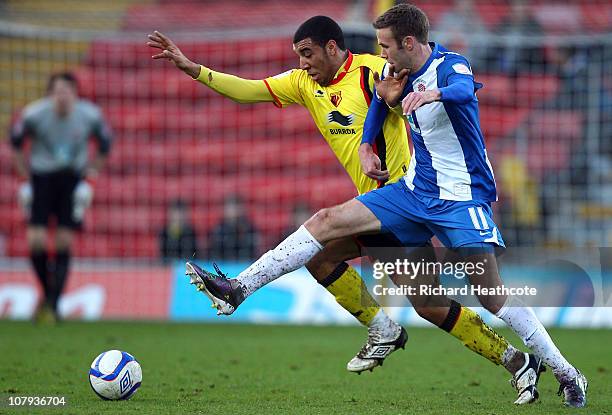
[10,72,112,323]
[148,18,543,403]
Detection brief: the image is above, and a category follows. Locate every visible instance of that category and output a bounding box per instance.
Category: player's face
[376,28,412,72]
[50,79,77,116]
[293,38,336,86]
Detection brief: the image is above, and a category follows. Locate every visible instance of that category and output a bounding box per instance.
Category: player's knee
[309,208,330,228]
[306,256,343,283]
[27,228,46,252]
[306,208,334,238]
[315,206,346,230]
[478,295,504,315]
[55,229,74,251]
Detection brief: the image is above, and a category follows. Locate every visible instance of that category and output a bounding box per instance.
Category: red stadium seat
[477,74,559,107]
[123,0,349,31]
[478,107,531,141]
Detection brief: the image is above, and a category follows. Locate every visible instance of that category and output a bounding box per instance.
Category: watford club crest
[330,91,342,107]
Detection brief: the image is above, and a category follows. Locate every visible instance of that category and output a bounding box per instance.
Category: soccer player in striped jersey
[149,18,543,400]
[364,4,586,407]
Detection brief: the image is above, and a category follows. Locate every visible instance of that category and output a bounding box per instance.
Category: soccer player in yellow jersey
[148,18,539,397]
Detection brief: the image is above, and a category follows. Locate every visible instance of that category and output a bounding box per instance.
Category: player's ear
[326,40,337,56]
[402,36,414,51]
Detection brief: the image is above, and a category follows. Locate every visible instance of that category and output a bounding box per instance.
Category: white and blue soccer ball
[89,350,142,400]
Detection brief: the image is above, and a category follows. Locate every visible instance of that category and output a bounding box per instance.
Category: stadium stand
[0,0,610,259]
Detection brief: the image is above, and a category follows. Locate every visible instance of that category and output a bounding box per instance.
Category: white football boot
[347,323,407,374]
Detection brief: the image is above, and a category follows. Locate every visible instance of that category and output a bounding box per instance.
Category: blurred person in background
[437,0,490,71]
[280,201,313,241]
[10,72,112,323]
[159,198,199,263]
[207,194,259,261]
[488,0,546,75]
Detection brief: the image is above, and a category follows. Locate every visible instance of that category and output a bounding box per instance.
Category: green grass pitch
[0,321,610,414]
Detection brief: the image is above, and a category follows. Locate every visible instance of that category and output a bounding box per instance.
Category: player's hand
[17,182,32,219]
[401,90,441,115]
[359,143,389,182]
[373,65,409,108]
[147,31,201,78]
[84,166,99,183]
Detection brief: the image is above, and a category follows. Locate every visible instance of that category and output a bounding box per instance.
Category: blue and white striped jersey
[364,43,497,202]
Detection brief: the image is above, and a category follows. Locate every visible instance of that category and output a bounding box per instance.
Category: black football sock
[51,250,71,313]
[30,250,51,304]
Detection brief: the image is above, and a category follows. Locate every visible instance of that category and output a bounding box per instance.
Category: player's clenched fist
[358,143,390,182]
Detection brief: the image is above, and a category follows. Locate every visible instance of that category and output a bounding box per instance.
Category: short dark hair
[373,3,429,46]
[293,16,346,50]
[47,72,78,94]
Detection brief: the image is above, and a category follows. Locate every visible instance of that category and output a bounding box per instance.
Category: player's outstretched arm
[147,31,273,104]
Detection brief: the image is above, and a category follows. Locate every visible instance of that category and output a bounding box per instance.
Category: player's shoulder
[269,68,310,88]
[436,44,473,76]
[76,99,103,119]
[352,53,386,72]
[22,98,51,119]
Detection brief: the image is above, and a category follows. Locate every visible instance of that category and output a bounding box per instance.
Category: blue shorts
[356,179,505,249]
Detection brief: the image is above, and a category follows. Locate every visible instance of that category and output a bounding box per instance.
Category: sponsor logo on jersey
[327,110,356,134]
[327,111,354,127]
[417,83,426,92]
[452,63,472,75]
[314,89,325,98]
[329,128,357,135]
[330,91,342,107]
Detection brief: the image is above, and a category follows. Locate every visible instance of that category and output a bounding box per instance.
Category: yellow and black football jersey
[264,52,410,195]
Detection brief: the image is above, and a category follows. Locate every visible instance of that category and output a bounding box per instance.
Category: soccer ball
[89,350,142,400]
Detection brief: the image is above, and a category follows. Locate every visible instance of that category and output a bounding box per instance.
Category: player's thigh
[30,173,52,227]
[428,202,505,250]
[306,237,362,282]
[305,198,382,243]
[356,181,433,247]
[56,171,81,229]
[426,202,507,312]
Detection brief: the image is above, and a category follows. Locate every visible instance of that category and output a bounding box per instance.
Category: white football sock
[236,225,323,297]
[496,296,578,382]
[500,344,522,370]
[368,309,399,338]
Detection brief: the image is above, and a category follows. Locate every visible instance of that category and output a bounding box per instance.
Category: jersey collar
[409,42,439,82]
[329,51,353,86]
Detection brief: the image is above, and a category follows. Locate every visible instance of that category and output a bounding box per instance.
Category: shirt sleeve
[9,112,33,150]
[361,88,390,145]
[263,69,305,108]
[91,108,113,155]
[195,65,274,104]
[437,56,483,104]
